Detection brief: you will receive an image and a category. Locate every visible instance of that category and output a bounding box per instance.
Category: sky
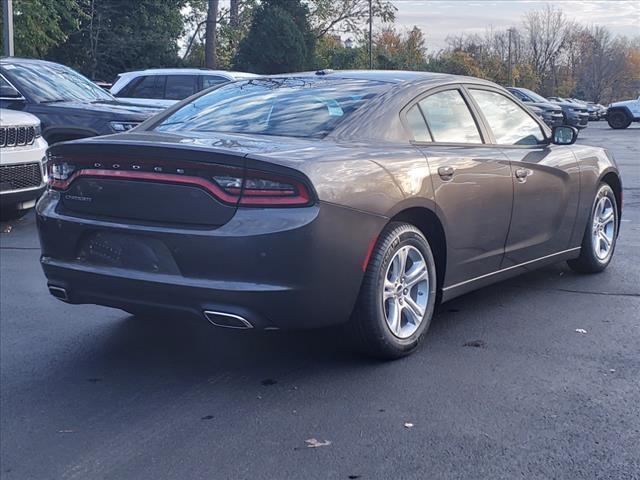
[391,0,640,50]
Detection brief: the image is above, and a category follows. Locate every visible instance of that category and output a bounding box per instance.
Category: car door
[405,86,514,286]
[466,86,580,267]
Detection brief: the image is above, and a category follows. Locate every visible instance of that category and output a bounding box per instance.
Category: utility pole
[507,27,514,87]
[368,0,373,69]
[3,0,15,57]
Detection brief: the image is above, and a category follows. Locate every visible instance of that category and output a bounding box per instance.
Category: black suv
[0,58,161,144]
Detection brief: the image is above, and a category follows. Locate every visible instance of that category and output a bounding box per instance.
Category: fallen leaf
[404,422,414,428]
[305,438,331,448]
[1,225,12,234]
[575,328,587,334]
[463,340,486,348]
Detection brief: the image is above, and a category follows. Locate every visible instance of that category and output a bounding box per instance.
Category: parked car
[0,108,47,220]
[38,71,622,359]
[522,103,563,128]
[110,68,259,108]
[587,102,607,120]
[0,57,161,144]
[568,98,599,121]
[606,96,640,129]
[511,88,589,129]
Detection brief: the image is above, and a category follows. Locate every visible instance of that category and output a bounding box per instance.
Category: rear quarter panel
[570,144,621,246]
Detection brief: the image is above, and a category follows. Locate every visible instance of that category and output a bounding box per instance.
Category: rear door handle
[438,166,455,180]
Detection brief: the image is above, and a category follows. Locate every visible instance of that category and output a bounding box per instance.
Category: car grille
[0,126,37,148]
[0,163,43,192]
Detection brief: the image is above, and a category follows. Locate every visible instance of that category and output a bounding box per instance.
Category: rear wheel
[350,222,437,359]
[568,183,618,273]
[607,110,631,129]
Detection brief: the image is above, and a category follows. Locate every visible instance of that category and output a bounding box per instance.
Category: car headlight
[34,124,42,138]
[110,121,140,132]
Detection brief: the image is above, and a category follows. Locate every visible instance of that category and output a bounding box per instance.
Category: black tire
[0,207,30,222]
[349,222,437,359]
[607,110,631,129]
[568,183,618,273]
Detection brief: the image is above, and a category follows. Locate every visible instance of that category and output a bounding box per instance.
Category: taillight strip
[51,169,240,203]
[51,168,311,206]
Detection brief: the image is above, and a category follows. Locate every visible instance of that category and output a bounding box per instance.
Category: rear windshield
[154,78,387,138]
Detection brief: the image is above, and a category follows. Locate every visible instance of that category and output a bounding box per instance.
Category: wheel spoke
[600,209,614,226]
[406,265,428,288]
[387,298,402,335]
[404,296,424,324]
[599,232,611,249]
[396,247,408,277]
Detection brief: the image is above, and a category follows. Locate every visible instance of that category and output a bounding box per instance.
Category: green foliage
[47,0,187,81]
[233,0,315,74]
[0,0,83,57]
[315,35,368,70]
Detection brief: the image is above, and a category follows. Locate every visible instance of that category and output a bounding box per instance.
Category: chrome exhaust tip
[203,310,253,329]
[48,285,68,301]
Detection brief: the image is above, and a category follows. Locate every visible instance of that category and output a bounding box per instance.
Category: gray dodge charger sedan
[37,71,622,358]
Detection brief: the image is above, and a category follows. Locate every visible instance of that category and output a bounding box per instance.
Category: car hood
[609,99,638,108]
[40,100,162,120]
[528,101,561,111]
[0,108,40,126]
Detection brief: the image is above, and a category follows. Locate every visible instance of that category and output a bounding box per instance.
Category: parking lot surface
[1,121,639,479]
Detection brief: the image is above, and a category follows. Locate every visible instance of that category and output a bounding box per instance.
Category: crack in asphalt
[512,284,640,298]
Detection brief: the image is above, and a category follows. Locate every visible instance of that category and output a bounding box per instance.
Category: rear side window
[405,105,431,142]
[201,75,228,90]
[470,89,545,145]
[419,90,482,144]
[165,75,198,100]
[121,75,164,99]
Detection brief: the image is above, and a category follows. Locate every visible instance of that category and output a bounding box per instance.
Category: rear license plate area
[78,232,180,274]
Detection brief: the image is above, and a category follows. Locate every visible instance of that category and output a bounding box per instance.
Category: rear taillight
[213,169,310,206]
[48,159,313,207]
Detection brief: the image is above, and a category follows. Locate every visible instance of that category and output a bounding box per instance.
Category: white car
[110,68,258,108]
[0,109,48,220]
[607,96,640,129]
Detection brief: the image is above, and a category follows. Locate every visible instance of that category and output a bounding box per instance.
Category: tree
[523,5,569,90]
[0,0,83,58]
[204,0,219,68]
[309,0,396,39]
[48,0,187,81]
[233,0,315,73]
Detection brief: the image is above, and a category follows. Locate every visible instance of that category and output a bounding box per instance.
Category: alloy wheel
[382,245,429,339]
[591,196,616,261]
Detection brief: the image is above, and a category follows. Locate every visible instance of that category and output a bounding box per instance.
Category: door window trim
[462,84,552,148]
[400,83,491,146]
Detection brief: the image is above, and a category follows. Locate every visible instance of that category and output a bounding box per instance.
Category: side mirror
[0,84,23,99]
[551,125,578,145]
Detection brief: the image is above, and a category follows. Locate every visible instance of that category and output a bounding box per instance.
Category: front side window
[154,78,386,138]
[470,89,545,145]
[1,62,113,103]
[165,75,198,100]
[418,90,482,144]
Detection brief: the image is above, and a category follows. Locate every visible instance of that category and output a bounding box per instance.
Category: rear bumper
[37,191,386,329]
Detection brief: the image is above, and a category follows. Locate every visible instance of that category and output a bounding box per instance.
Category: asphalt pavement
[1,121,639,480]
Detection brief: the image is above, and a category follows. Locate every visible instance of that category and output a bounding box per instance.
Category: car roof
[269,69,477,85]
[117,68,258,79]
[1,56,65,67]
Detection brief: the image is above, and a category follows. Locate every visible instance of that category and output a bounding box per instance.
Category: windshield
[1,62,114,103]
[519,88,550,103]
[154,78,387,138]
